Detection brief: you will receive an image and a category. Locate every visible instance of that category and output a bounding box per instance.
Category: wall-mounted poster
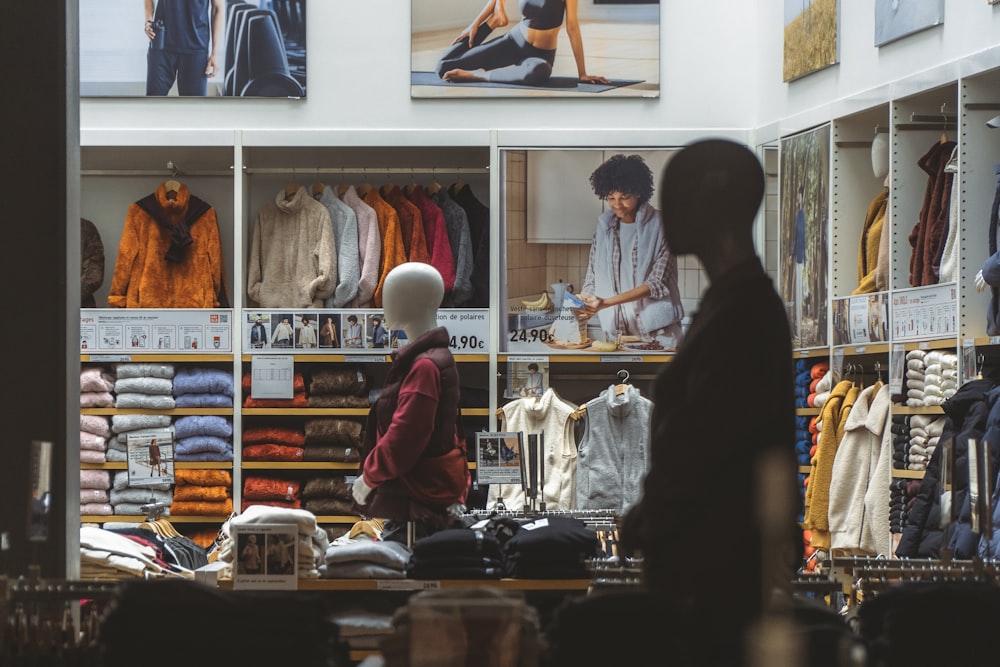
[410,0,660,99]
[80,0,306,97]
[874,0,943,47]
[501,148,704,355]
[783,0,839,82]
[780,124,831,350]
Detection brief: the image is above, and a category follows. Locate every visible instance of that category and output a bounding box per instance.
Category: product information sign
[232,523,298,590]
[81,309,232,353]
[126,428,175,487]
[242,309,488,355]
[891,283,957,342]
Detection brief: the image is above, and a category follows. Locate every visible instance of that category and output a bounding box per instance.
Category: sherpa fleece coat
[108,183,226,308]
[81,218,105,308]
[340,185,382,308]
[315,185,360,308]
[247,186,337,308]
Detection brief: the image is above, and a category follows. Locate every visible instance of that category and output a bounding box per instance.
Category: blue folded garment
[173,415,233,439]
[173,367,234,396]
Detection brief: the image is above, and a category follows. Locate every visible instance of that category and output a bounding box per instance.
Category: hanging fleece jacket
[853,187,889,295]
[489,388,578,510]
[340,185,381,308]
[109,183,227,308]
[315,185,360,308]
[431,186,475,306]
[247,186,337,308]
[937,147,960,283]
[363,185,408,308]
[908,139,957,287]
[405,184,456,295]
[574,384,653,514]
[805,378,854,551]
[381,184,430,264]
[828,384,892,556]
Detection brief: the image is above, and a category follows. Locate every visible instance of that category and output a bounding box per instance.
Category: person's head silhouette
[659,139,764,279]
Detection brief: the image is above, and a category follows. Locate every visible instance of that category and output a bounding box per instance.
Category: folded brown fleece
[174,469,232,486]
[308,367,370,396]
[242,443,304,462]
[173,485,230,502]
[304,498,355,515]
[170,499,234,515]
[307,394,370,408]
[304,418,363,446]
[242,426,306,447]
[302,444,360,463]
[243,476,301,501]
[301,476,352,499]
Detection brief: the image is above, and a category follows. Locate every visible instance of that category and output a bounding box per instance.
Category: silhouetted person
[619,139,802,666]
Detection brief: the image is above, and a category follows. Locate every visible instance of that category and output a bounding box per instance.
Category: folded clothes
[80,367,115,393]
[173,485,230,502]
[175,468,231,486]
[115,393,176,409]
[114,377,173,395]
[175,393,234,408]
[242,443,304,462]
[304,418,363,446]
[173,366,234,396]
[242,426,305,447]
[81,391,114,408]
[244,476,301,502]
[111,414,172,434]
[308,367,370,396]
[115,363,175,379]
[174,415,233,439]
[171,499,233,516]
[80,414,111,437]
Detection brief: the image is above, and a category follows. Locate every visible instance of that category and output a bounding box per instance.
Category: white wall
[754,1,1000,140]
[79,0,759,134]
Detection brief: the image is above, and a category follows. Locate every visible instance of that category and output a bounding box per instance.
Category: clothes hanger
[614,369,630,396]
[284,182,301,200]
[310,181,326,197]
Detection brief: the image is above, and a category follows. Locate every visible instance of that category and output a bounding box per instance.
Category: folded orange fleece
[174,468,232,486]
[243,394,308,408]
[242,426,306,447]
[170,498,234,516]
[242,443,304,461]
[173,485,230,502]
[243,476,301,501]
[242,372,306,393]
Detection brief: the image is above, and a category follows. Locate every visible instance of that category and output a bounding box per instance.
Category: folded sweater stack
[242,475,302,512]
[173,366,234,408]
[303,417,363,463]
[242,424,306,462]
[80,366,115,408]
[920,351,958,406]
[906,415,946,471]
[111,470,172,516]
[171,468,233,516]
[905,350,926,407]
[174,414,234,462]
[80,414,111,465]
[301,476,355,516]
[107,414,173,463]
[114,362,176,410]
[306,366,372,408]
[80,469,112,516]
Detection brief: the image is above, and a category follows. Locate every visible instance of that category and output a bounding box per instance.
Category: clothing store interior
[8,1,1000,665]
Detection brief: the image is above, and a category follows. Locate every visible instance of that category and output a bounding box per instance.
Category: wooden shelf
[82,354,233,362]
[82,515,230,523]
[793,348,829,359]
[902,339,958,351]
[796,408,820,416]
[499,354,673,363]
[240,353,489,362]
[81,407,234,416]
[216,577,592,592]
[892,405,945,415]
[892,469,925,479]
[81,462,232,470]
[832,343,890,356]
[242,462,359,470]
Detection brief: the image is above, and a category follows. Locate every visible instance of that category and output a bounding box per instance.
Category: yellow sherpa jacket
[853,188,889,295]
[108,183,227,308]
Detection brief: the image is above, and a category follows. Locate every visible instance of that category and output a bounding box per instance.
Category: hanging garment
[489,388,578,510]
[362,185,407,308]
[805,378,855,550]
[109,183,227,308]
[430,186,475,306]
[853,187,889,294]
[574,384,653,513]
[340,185,381,308]
[315,185,360,307]
[381,184,430,263]
[405,184,456,295]
[81,217,105,307]
[450,183,490,307]
[828,383,892,555]
[981,166,1000,335]
[246,186,336,308]
[908,139,957,287]
[936,147,960,283]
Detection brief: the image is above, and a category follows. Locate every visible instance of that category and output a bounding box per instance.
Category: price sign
[438,309,489,353]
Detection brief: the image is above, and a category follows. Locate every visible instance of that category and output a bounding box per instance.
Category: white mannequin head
[871,132,889,180]
[382,262,444,340]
